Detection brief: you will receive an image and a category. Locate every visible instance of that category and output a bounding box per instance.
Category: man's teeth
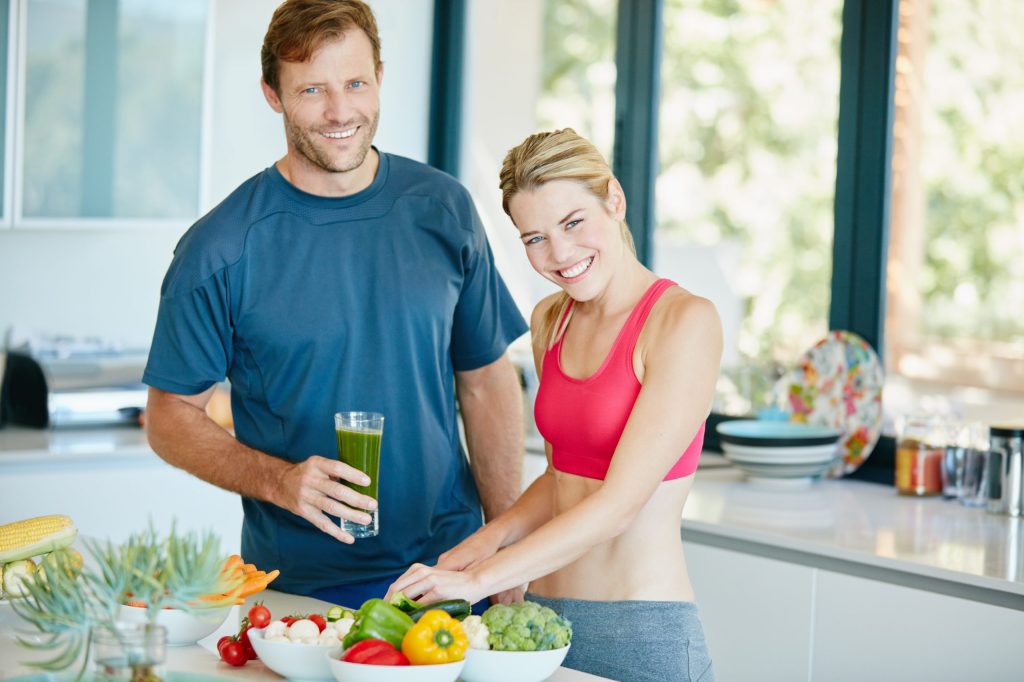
[560,257,593,279]
[322,127,357,139]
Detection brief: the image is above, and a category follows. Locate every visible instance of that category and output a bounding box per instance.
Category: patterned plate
[773,330,884,477]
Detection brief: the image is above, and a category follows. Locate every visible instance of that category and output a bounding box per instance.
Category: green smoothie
[336,426,382,503]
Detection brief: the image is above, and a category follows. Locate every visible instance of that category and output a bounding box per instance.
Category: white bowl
[118,604,231,647]
[721,441,839,464]
[460,645,571,682]
[326,646,465,682]
[248,627,335,681]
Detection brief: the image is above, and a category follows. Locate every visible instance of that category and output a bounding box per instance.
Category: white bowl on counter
[248,627,335,681]
[325,646,465,682]
[717,419,842,484]
[460,645,571,682]
[118,604,231,647]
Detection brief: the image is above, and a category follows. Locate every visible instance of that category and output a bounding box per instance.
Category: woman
[387,129,721,682]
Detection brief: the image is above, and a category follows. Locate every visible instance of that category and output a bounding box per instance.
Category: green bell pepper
[341,598,415,650]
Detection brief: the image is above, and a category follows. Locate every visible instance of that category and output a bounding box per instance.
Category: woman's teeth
[559,257,593,279]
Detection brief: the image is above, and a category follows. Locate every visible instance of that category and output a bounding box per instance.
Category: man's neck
[276,148,380,198]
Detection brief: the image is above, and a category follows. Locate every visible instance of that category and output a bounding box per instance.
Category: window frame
[432,0,901,483]
[0,0,212,231]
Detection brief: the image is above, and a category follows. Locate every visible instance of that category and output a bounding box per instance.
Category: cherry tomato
[216,635,233,656]
[308,614,327,632]
[281,615,297,626]
[238,626,258,660]
[248,603,271,629]
[221,640,248,667]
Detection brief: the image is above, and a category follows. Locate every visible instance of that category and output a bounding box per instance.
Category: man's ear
[261,80,284,113]
[606,177,627,220]
[376,63,384,88]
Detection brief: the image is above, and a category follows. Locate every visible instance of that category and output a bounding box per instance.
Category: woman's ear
[606,177,627,220]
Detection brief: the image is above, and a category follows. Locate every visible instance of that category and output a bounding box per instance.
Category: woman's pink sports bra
[533,278,705,481]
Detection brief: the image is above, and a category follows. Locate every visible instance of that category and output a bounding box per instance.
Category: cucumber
[408,599,472,622]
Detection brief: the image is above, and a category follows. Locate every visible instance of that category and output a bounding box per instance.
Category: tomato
[216,635,233,655]
[281,615,297,626]
[238,626,258,661]
[308,613,327,632]
[248,603,271,629]
[221,640,248,667]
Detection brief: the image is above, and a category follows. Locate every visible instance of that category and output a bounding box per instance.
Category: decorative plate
[774,330,884,477]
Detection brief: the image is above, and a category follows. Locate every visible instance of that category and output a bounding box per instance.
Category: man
[143,0,527,607]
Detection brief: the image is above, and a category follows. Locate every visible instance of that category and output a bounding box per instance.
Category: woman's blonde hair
[499,128,635,346]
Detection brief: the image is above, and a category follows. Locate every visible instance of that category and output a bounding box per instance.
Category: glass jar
[895,415,945,496]
[91,622,167,682]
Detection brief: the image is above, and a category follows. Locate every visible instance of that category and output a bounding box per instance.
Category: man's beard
[285,111,379,174]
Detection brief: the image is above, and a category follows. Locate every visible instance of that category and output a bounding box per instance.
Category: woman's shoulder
[643,284,722,350]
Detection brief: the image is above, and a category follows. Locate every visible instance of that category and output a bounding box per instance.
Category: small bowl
[248,628,335,681]
[460,645,571,682]
[118,604,231,647]
[326,646,465,682]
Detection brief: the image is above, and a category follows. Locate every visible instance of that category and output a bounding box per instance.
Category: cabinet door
[813,570,1024,681]
[686,542,815,682]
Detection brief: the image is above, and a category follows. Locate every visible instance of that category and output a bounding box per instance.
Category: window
[9,0,208,227]
[884,0,1024,424]
[654,0,844,415]
[461,0,618,313]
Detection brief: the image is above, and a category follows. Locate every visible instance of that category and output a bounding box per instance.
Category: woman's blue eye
[525,235,544,245]
[566,219,582,230]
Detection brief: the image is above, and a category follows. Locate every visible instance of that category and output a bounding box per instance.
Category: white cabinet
[685,542,815,681]
[685,541,1024,682]
[812,571,1024,682]
[0,453,244,553]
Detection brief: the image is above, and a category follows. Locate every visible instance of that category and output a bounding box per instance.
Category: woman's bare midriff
[527,470,696,602]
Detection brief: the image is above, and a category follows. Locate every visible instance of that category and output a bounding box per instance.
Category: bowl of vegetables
[459,602,573,682]
[248,610,356,681]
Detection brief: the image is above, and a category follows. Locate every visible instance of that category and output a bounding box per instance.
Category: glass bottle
[91,622,167,682]
[895,415,945,496]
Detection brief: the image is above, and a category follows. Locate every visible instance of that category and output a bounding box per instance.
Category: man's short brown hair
[261,0,382,93]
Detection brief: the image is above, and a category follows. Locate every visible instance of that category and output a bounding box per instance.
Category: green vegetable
[388,590,422,614]
[481,601,572,651]
[409,599,471,622]
[325,605,354,622]
[341,598,414,650]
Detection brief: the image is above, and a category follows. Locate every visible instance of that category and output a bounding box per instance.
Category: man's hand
[277,455,379,544]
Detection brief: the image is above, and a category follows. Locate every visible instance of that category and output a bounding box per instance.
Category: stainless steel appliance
[0,350,148,428]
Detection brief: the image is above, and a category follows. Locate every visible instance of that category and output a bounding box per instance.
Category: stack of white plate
[715,420,843,485]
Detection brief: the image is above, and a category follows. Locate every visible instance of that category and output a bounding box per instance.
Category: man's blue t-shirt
[143,152,528,594]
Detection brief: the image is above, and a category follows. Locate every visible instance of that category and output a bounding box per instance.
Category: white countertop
[0,425,151,465]
[0,590,606,681]
[684,462,1024,604]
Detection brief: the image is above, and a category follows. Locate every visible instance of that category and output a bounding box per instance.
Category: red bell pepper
[341,638,411,666]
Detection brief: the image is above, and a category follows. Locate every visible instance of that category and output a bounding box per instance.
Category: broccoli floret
[481,601,572,651]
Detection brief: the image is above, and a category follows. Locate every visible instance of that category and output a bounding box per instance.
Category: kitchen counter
[0,590,607,681]
[684,462,1024,608]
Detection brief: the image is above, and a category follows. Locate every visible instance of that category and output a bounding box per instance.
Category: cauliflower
[481,601,572,651]
[327,616,355,639]
[460,615,491,650]
[287,618,320,642]
[317,628,341,646]
[264,620,288,640]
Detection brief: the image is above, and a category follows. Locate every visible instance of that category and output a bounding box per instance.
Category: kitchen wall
[0,0,434,349]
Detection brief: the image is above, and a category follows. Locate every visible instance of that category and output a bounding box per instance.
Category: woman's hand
[435,529,502,571]
[385,563,488,605]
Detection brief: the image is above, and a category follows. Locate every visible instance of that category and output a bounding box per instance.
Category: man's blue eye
[350,81,364,89]
[303,87,319,95]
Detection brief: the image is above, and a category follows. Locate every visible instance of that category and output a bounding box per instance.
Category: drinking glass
[959,447,991,508]
[334,411,384,538]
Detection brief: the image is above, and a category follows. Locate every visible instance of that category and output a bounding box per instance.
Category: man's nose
[325,90,351,122]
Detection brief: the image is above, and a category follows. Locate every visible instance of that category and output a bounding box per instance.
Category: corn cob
[0,515,77,563]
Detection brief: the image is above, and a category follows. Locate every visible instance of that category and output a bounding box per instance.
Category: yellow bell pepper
[401,609,469,665]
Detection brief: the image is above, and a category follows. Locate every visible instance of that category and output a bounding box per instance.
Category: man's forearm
[457,356,524,521]
[146,391,288,506]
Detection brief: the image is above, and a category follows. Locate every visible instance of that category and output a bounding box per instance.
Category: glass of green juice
[334,411,384,538]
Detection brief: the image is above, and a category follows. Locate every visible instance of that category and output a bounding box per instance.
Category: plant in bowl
[10,524,240,681]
